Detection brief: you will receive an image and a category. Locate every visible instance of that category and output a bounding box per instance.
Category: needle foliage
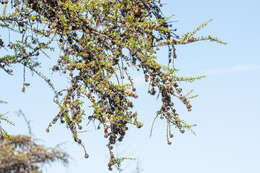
[0,0,225,170]
[0,110,68,173]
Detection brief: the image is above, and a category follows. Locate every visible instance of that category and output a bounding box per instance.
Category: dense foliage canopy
[0,0,225,170]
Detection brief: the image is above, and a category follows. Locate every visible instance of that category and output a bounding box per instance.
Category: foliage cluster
[0,110,68,173]
[0,134,68,173]
[0,0,225,170]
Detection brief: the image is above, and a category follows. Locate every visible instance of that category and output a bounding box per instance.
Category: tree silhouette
[0,0,226,170]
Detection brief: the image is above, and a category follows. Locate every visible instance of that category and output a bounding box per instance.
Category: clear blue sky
[1,0,260,172]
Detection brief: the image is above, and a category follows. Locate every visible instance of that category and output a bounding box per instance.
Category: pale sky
[1,0,260,172]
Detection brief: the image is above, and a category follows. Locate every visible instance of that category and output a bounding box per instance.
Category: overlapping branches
[0,111,68,173]
[0,135,68,173]
[0,0,225,170]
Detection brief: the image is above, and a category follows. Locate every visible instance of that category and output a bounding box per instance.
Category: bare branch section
[0,0,225,170]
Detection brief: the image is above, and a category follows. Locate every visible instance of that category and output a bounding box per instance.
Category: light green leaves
[178,19,227,45]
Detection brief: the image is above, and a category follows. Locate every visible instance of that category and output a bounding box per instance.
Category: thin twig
[149,114,159,137]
